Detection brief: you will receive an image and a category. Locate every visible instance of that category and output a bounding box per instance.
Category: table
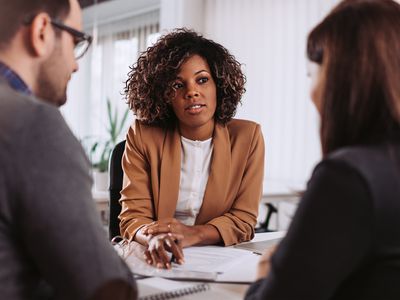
[132,232,285,299]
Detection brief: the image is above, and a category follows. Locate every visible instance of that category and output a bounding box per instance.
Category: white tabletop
[134,231,286,299]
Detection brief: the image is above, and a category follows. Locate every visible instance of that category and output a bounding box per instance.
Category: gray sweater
[0,80,137,299]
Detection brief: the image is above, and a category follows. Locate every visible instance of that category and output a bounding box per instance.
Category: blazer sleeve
[208,124,265,245]
[244,160,373,300]
[119,121,154,240]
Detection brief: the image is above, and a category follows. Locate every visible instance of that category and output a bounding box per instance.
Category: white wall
[160,0,339,194]
[160,0,205,33]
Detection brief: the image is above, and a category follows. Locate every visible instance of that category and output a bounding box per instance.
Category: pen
[170,238,183,264]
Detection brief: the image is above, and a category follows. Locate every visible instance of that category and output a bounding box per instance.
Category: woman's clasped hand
[142,231,184,269]
[140,218,196,269]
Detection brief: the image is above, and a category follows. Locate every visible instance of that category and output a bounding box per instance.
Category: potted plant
[87,99,130,191]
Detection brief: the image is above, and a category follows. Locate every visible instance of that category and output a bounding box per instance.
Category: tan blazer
[119,119,265,246]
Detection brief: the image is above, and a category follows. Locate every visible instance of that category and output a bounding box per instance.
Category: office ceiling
[80,0,112,8]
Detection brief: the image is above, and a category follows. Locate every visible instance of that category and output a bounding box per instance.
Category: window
[63,10,159,167]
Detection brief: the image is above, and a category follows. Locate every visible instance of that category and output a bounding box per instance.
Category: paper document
[233,237,282,255]
[173,246,255,273]
[124,250,218,281]
[115,232,286,284]
[117,242,254,281]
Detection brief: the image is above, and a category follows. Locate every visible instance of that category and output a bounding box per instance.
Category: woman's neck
[178,120,215,141]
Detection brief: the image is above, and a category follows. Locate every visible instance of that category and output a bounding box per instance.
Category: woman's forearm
[133,227,150,246]
[185,224,222,247]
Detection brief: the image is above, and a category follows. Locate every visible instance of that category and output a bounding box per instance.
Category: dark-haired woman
[119,29,264,268]
[245,0,400,299]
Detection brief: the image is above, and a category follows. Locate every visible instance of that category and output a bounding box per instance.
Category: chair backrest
[108,140,126,240]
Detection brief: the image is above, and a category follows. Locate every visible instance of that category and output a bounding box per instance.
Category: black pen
[170,254,176,264]
[170,238,182,264]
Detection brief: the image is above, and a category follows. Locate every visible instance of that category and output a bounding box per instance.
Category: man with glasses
[0,0,137,299]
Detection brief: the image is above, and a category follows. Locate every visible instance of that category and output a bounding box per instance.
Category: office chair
[255,203,278,233]
[108,140,126,240]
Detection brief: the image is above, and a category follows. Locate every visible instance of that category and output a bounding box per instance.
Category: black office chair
[108,140,126,240]
[255,203,278,233]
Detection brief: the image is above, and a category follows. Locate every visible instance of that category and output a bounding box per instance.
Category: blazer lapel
[157,127,181,220]
[196,123,232,224]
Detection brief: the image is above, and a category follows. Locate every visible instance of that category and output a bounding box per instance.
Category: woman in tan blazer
[120,29,264,268]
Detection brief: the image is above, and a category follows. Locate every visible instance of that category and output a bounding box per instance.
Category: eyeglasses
[50,19,93,59]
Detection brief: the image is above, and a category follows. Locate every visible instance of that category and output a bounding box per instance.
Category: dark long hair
[307,0,400,156]
[124,28,246,127]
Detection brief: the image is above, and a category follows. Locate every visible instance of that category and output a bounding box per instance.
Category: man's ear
[28,13,55,58]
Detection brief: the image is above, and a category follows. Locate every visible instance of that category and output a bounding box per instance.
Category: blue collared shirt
[0,61,32,95]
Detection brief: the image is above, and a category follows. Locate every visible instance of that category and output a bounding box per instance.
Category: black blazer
[245,143,400,300]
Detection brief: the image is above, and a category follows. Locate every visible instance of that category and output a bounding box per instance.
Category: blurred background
[64,0,340,230]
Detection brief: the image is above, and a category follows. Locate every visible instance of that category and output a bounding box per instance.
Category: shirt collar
[0,61,32,95]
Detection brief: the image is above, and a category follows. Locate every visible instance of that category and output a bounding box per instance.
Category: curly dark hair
[124,28,246,126]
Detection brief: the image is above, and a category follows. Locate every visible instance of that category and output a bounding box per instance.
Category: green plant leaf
[107,99,115,136]
[83,98,130,172]
[107,98,119,143]
[117,108,130,138]
[90,142,99,154]
[112,108,118,138]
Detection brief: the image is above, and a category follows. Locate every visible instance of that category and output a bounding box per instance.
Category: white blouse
[174,136,214,226]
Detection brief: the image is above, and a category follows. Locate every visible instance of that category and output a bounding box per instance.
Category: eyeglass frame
[50,19,93,59]
[22,15,93,60]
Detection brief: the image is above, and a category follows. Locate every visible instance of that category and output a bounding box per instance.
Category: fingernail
[178,259,184,264]
[166,263,170,269]
[147,260,152,264]
[157,263,163,268]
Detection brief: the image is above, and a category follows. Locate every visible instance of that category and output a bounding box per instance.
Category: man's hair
[0,0,70,47]
[307,0,400,156]
[124,28,246,127]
